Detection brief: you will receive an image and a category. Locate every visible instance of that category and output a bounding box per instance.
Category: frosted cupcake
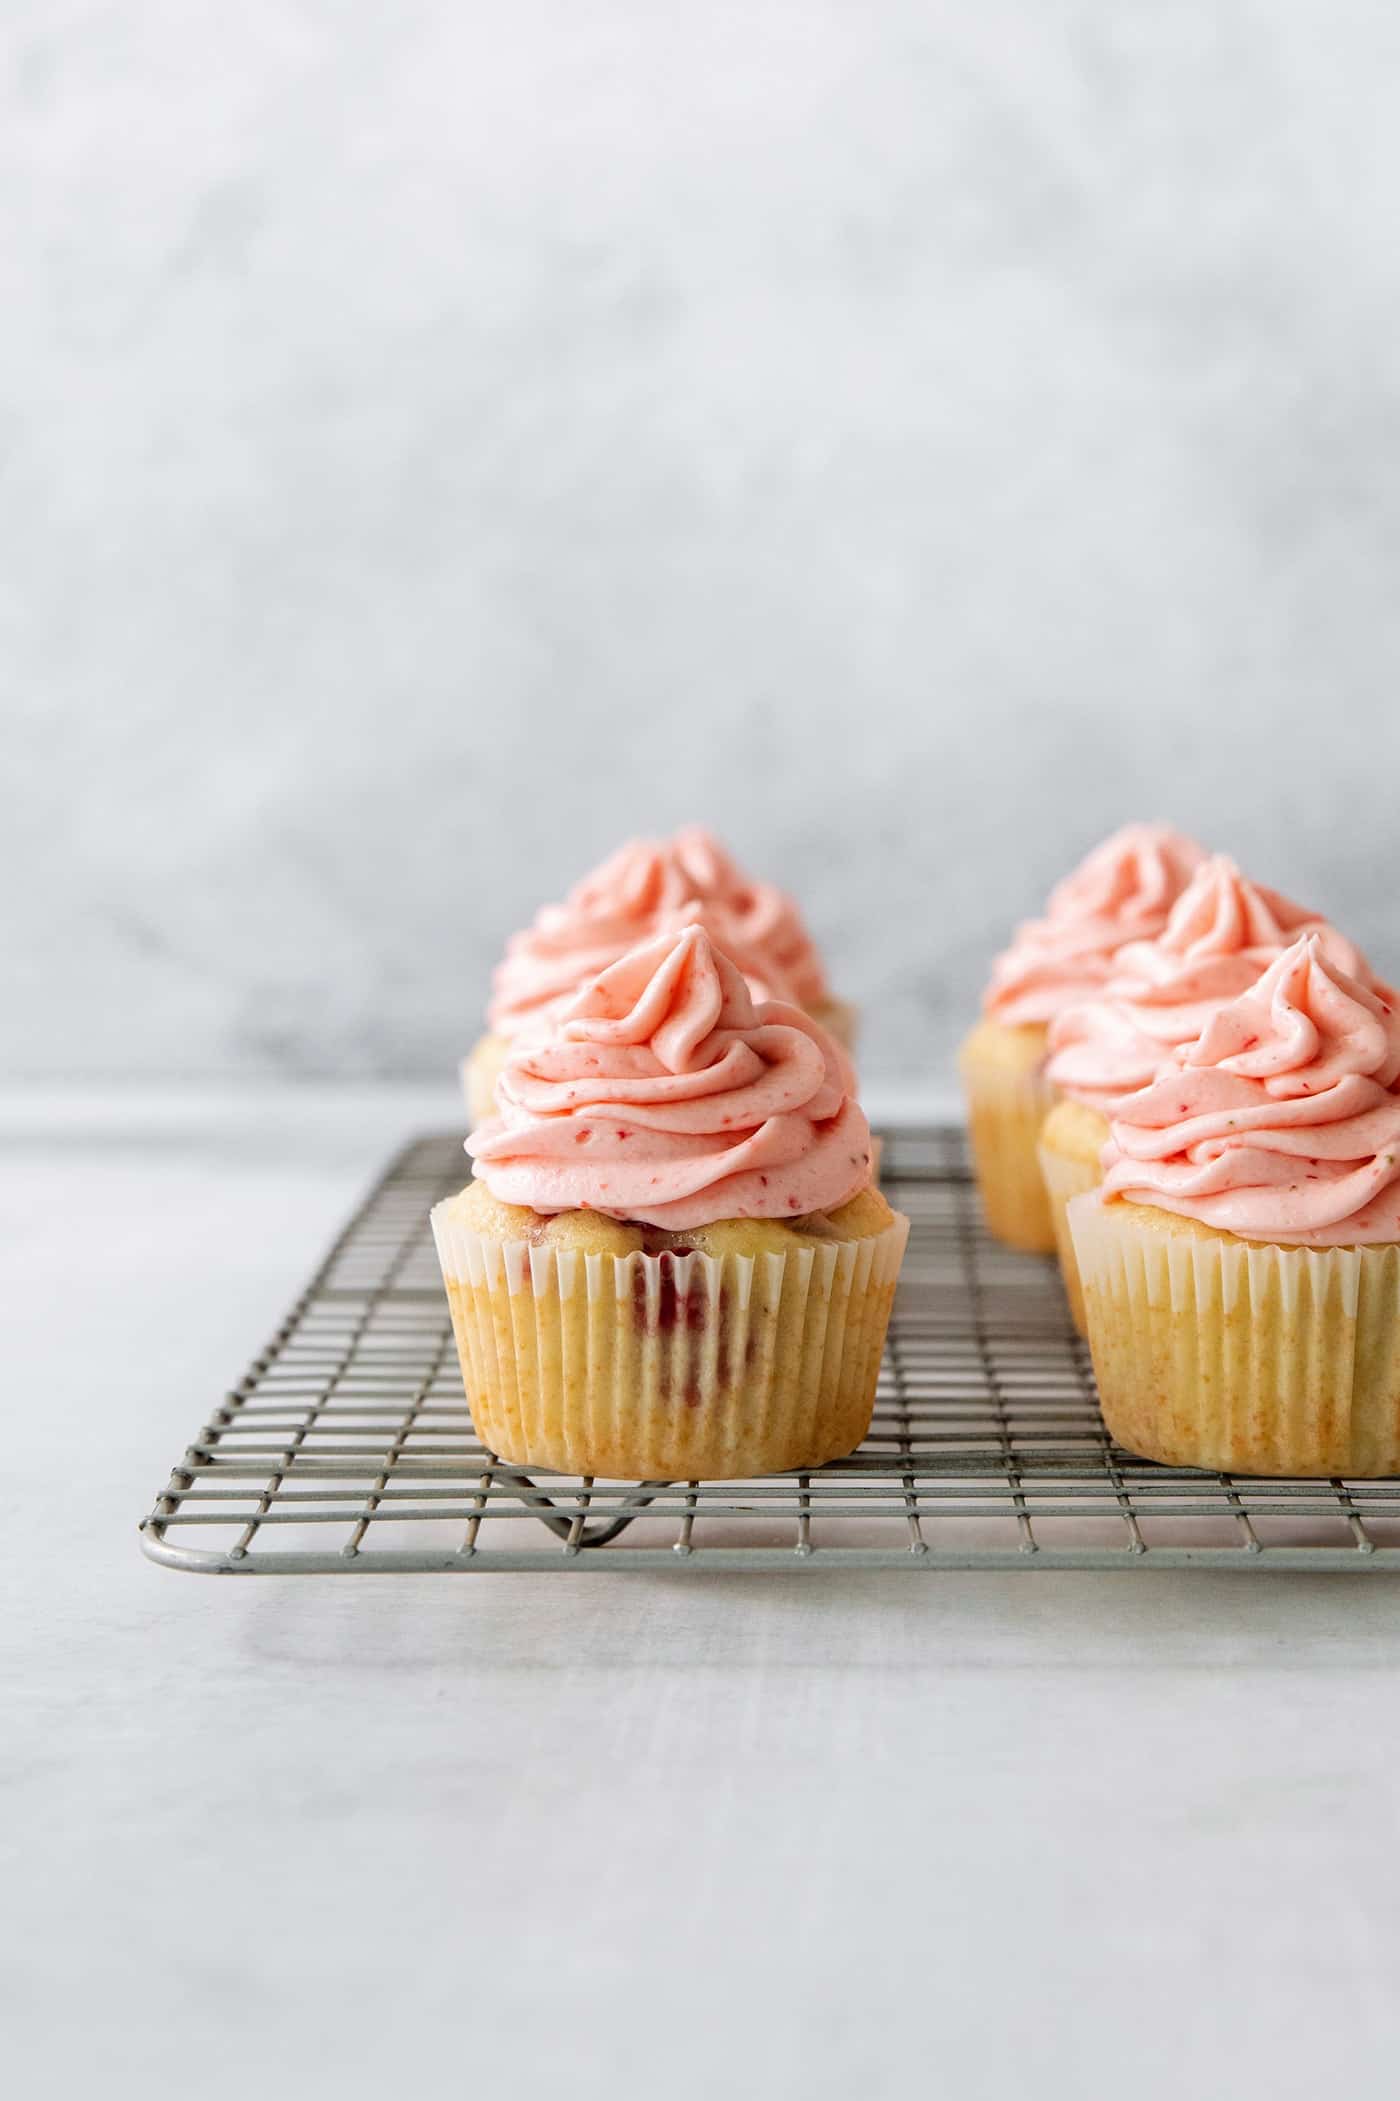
[960,823,1204,1252]
[463,826,855,1121]
[1038,857,1377,1331]
[1069,935,1400,1476]
[434,924,907,1480]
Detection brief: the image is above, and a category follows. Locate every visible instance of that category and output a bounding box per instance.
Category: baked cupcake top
[487,826,830,1036]
[983,823,1205,1028]
[1045,856,1376,1115]
[469,923,869,1229]
[1101,934,1400,1245]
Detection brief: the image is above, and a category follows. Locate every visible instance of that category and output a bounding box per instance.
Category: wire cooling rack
[140,1126,1400,1573]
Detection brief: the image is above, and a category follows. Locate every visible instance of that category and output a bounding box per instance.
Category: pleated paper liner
[432,1207,910,1480]
[959,1042,1058,1253]
[1037,1141,1102,1335]
[1069,1192,1400,1477]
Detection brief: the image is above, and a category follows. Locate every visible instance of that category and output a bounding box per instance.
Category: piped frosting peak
[469,925,869,1229]
[1101,935,1400,1245]
[488,827,829,1034]
[1047,856,1376,1114]
[984,823,1205,1027]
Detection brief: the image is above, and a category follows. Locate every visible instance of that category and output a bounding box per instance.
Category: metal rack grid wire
[141,1125,1400,1572]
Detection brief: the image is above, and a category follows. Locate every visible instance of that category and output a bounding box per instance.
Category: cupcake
[1069,935,1400,1475]
[463,826,855,1121]
[1038,857,1378,1332]
[434,923,907,1479]
[960,823,1204,1252]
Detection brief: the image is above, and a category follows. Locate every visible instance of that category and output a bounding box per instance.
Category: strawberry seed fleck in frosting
[469,925,868,1229]
[1101,934,1400,1245]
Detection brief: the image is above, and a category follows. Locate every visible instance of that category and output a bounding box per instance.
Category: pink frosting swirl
[487,827,830,1035]
[984,823,1205,1026]
[1046,856,1377,1114]
[469,925,870,1228]
[1101,935,1400,1245]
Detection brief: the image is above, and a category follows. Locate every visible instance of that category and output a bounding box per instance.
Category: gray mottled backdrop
[8,0,1400,1087]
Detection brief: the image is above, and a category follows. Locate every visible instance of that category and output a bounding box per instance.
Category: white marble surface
[11,1,1400,1090]
[7,1084,1400,2096]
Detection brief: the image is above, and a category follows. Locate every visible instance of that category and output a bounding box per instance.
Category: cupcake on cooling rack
[1069,934,1400,1476]
[1037,856,1382,1332]
[959,823,1204,1253]
[463,826,856,1122]
[434,923,907,1480]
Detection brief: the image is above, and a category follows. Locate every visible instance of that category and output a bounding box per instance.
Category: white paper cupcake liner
[1068,1192,1400,1476]
[1037,1141,1102,1335]
[431,1205,909,1480]
[960,1052,1058,1253]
